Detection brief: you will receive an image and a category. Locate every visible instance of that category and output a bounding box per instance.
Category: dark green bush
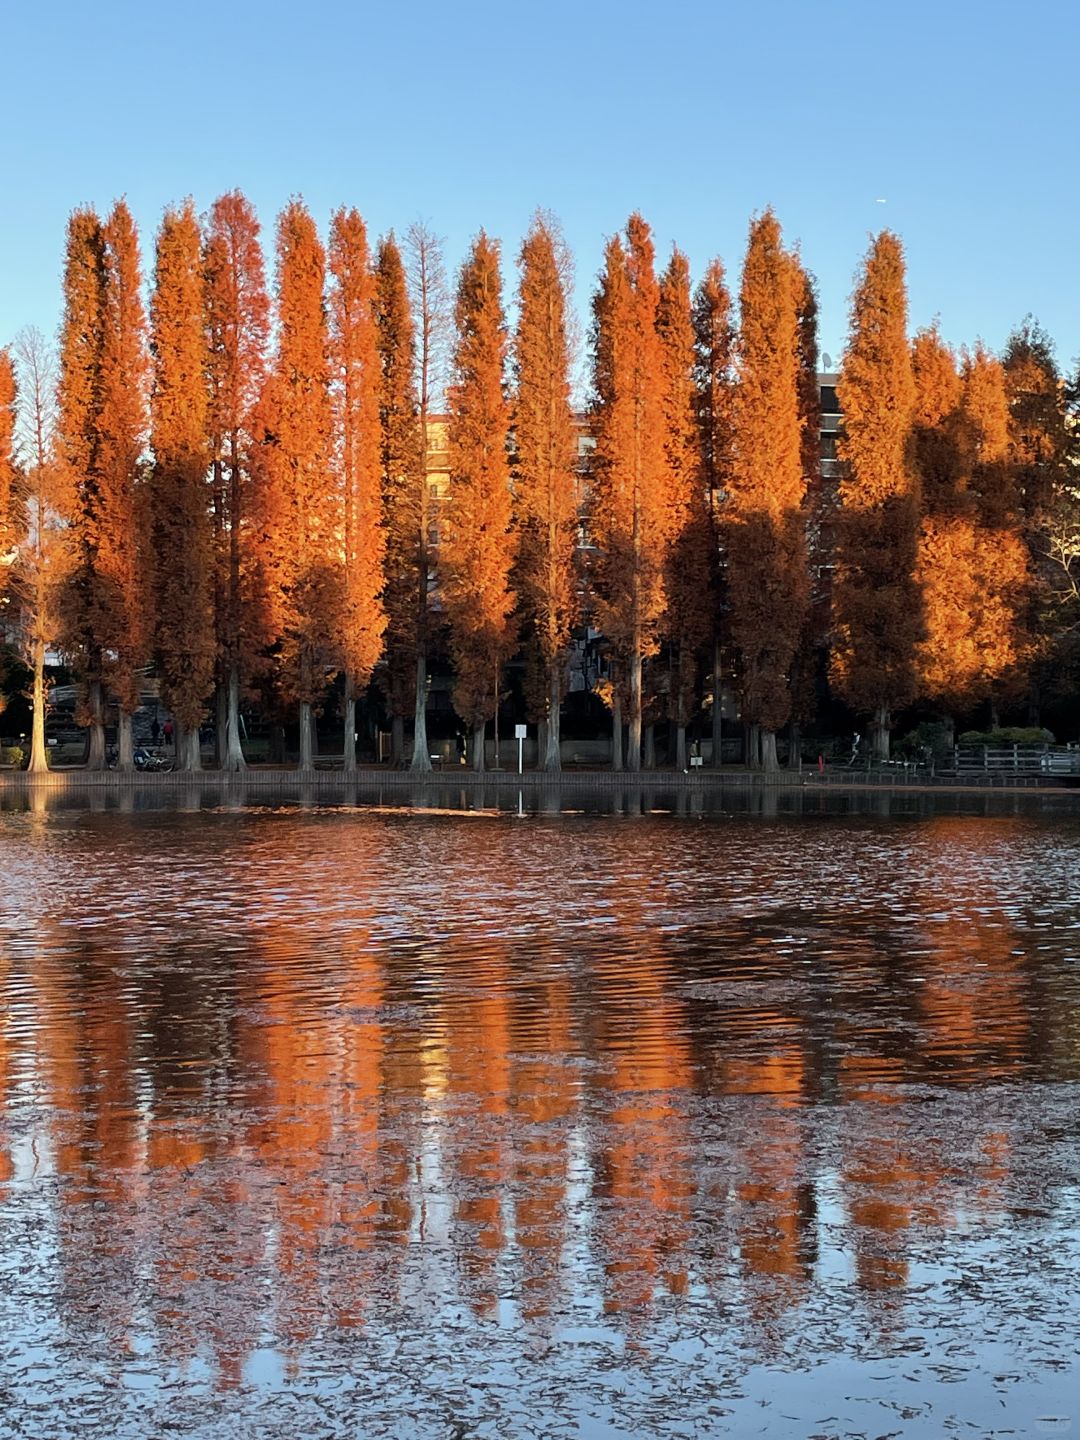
[957,727,1054,746]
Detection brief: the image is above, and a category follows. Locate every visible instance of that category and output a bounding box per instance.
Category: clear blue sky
[1,0,1077,375]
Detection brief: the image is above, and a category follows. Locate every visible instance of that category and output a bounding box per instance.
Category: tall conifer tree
[95,200,150,770]
[56,208,109,767]
[658,248,713,769]
[913,333,1031,725]
[512,216,578,773]
[726,212,808,771]
[911,326,975,718]
[373,234,424,766]
[963,346,1031,716]
[832,231,920,760]
[788,258,823,766]
[1003,321,1069,717]
[204,190,270,771]
[693,258,734,763]
[329,206,386,772]
[1003,320,1067,524]
[443,232,514,771]
[590,214,668,772]
[254,200,337,769]
[150,201,215,770]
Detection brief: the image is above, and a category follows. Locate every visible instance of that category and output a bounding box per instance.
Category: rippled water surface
[2,786,1080,1438]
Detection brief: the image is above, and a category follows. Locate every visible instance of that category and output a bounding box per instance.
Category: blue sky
[1,0,1077,375]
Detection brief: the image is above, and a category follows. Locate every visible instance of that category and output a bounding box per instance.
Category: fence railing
[954,744,1080,774]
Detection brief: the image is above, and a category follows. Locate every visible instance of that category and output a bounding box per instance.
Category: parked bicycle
[106,744,174,773]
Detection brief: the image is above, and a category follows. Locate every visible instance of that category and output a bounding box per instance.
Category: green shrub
[957,727,1054,746]
[1,745,25,768]
[895,721,954,761]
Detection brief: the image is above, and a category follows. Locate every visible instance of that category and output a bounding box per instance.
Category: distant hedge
[957,727,1055,746]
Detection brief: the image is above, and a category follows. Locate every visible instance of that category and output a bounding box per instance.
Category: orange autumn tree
[914,334,1031,729]
[328,207,386,773]
[512,215,578,773]
[590,214,668,772]
[832,231,920,761]
[911,325,977,720]
[204,190,270,771]
[96,200,151,771]
[149,201,215,771]
[657,247,714,770]
[726,212,808,772]
[0,351,17,659]
[963,345,1032,717]
[373,234,423,767]
[56,207,109,767]
[693,257,734,764]
[443,232,514,771]
[254,201,338,769]
[788,258,823,765]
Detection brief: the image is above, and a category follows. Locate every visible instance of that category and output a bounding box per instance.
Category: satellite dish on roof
[822,352,833,370]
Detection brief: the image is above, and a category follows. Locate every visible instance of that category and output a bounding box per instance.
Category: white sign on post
[515,723,527,775]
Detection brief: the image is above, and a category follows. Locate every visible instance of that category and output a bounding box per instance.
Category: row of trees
[0,194,1075,773]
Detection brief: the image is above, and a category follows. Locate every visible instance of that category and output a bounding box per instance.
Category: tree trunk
[28,636,49,773]
[179,723,202,773]
[643,723,655,770]
[471,721,486,772]
[117,709,135,773]
[544,662,562,772]
[761,728,779,772]
[492,677,501,768]
[611,689,624,772]
[871,704,890,762]
[675,723,687,771]
[299,701,314,770]
[86,679,106,770]
[989,699,1001,731]
[410,653,432,772]
[222,666,247,772]
[747,722,761,769]
[270,724,285,764]
[390,713,404,766]
[711,637,723,767]
[343,690,357,774]
[787,720,802,771]
[215,682,228,768]
[627,651,643,772]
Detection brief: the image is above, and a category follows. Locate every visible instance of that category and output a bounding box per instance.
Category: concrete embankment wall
[0,765,1069,795]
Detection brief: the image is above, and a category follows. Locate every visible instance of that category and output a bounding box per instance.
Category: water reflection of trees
[4,806,1076,1391]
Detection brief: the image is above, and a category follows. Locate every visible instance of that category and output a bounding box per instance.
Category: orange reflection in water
[1,802,1070,1400]
[589,933,695,1316]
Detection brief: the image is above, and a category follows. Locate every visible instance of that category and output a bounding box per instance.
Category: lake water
[2,787,1080,1438]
